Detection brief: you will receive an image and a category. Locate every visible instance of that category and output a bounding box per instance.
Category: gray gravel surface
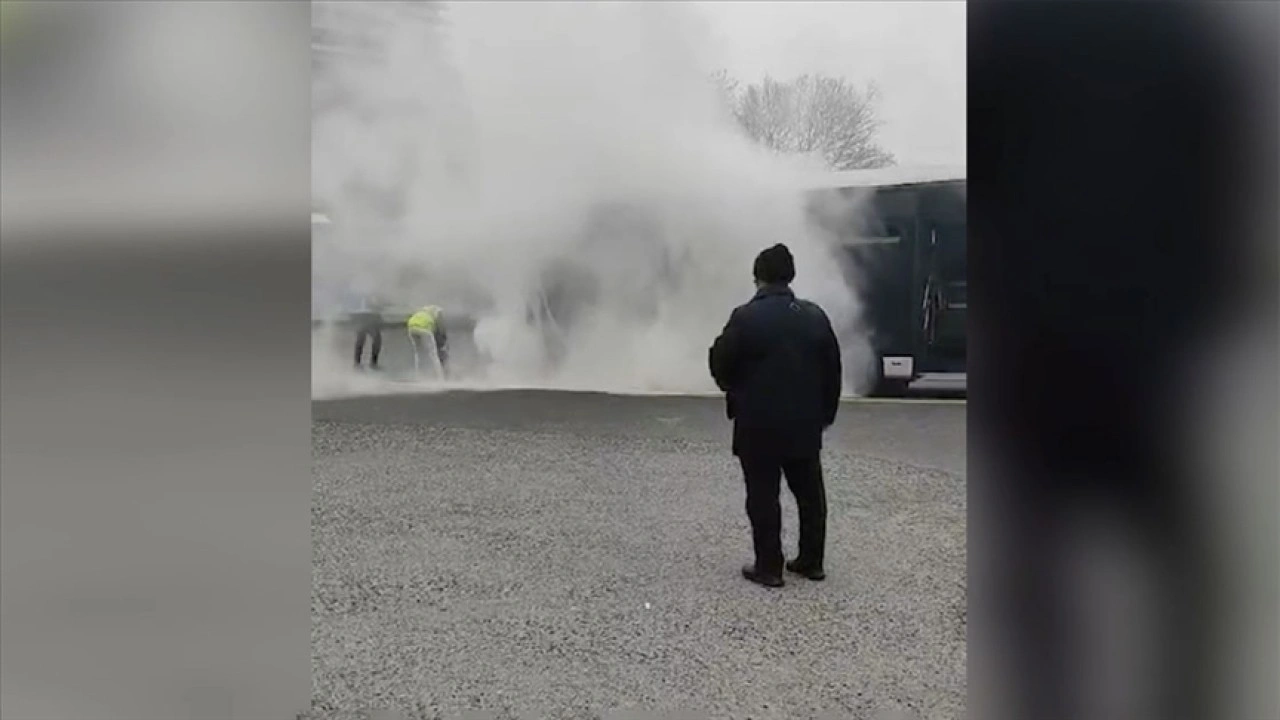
[312,391,965,720]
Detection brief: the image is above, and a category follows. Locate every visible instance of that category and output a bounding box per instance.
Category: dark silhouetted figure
[351,294,384,370]
[969,4,1272,719]
[709,244,843,588]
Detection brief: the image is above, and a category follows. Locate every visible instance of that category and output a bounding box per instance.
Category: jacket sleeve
[819,310,843,427]
[708,308,744,393]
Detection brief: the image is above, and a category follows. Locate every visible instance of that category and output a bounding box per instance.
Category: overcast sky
[694,1,966,167]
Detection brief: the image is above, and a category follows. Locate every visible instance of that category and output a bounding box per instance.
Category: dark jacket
[709,285,843,458]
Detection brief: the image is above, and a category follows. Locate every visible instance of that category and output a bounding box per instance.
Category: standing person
[406,304,449,378]
[351,293,385,370]
[709,244,843,588]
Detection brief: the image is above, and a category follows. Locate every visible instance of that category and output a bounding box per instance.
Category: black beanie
[753,243,796,285]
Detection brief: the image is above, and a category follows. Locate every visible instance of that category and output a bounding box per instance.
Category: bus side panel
[841,188,920,391]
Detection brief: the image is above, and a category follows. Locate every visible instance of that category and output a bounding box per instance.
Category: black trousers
[353,314,382,366]
[738,454,827,575]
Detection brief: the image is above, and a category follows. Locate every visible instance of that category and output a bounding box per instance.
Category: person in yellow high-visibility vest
[406,305,448,378]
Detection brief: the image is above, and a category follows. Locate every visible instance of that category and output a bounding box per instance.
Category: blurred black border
[969,3,1277,719]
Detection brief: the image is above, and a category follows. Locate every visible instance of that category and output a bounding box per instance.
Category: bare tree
[721,73,895,170]
[709,68,740,112]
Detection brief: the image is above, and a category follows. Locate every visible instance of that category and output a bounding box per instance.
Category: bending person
[406,305,449,379]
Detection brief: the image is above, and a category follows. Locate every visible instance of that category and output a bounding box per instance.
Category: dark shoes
[741,564,785,588]
[741,559,825,586]
[785,558,826,581]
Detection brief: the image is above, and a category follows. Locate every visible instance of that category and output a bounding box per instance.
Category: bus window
[935,224,966,279]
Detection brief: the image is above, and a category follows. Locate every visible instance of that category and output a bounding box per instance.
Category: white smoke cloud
[312,0,869,396]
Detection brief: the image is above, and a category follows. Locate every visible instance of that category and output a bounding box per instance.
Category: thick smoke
[312,1,869,397]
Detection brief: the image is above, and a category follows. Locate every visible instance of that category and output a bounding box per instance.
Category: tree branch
[722,71,895,170]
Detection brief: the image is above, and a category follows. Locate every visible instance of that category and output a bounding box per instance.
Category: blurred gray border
[1,3,312,719]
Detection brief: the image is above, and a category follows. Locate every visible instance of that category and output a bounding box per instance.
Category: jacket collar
[753,283,794,301]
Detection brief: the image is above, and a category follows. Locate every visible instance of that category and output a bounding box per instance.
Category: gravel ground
[312,391,965,720]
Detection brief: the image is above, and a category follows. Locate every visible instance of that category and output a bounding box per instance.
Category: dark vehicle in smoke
[312,210,487,375]
[456,198,684,376]
[311,202,677,378]
[529,201,679,352]
[806,166,967,397]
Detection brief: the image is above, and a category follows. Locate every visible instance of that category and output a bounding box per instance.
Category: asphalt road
[312,391,966,720]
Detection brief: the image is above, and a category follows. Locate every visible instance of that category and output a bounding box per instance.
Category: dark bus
[806,166,967,397]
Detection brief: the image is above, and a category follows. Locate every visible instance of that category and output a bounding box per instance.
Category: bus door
[922,222,967,359]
